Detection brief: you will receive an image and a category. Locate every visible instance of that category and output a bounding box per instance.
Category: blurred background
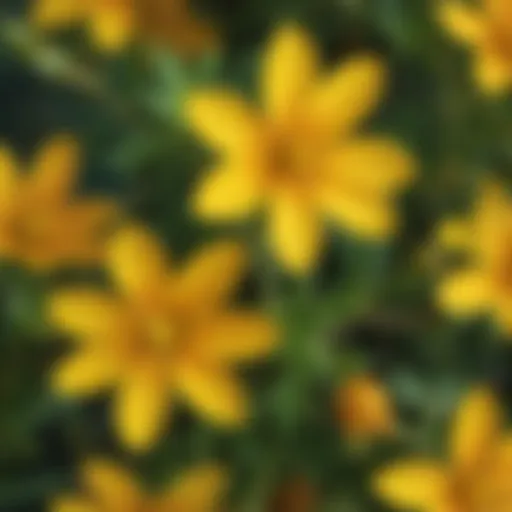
[1,0,512,510]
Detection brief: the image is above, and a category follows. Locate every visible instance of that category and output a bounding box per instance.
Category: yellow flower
[0,136,115,271]
[436,181,512,333]
[438,0,512,94]
[51,459,227,511]
[373,387,512,512]
[336,374,395,440]
[33,0,217,55]
[186,24,415,274]
[48,225,278,451]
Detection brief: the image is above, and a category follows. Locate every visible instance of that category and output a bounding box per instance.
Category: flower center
[146,315,176,353]
[267,134,319,189]
[449,459,512,512]
[8,211,56,250]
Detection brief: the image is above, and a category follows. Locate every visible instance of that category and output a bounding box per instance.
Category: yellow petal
[196,312,279,362]
[486,0,512,26]
[435,218,472,251]
[261,24,318,120]
[319,188,397,240]
[81,459,142,509]
[113,371,169,451]
[175,361,248,426]
[137,0,219,56]
[51,496,96,512]
[450,386,502,473]
[494,297,512,333]
[65,200,117,232]
[48,289,123,339]
[328,138,415,195]
[373,460,448,509]
[51,349,118,397]
[107,225,169,301]
[267,193,322,274]
[309,54,387,135]
[186,91,261,154]
[28,135,80,203]
[0,144,19,215]
[438,1,486,45]
[158,465,228,511]
[473,51,511,95]
[437,270,491,317]
[89,3,134,52]
[192,161,262,221]
[32,0,86,28]
[51,200,117,263]
[173,241,246,312]
[473,180,512,265]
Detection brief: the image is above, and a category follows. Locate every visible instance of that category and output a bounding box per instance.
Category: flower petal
[186,92,261,154]
[51,496,96,512]
[51,349,118,397]
[192,161,262,221]
[486,0,512,26]
[89,4,134,52]
[261,24,318,121]
[113,370,169,451]
[438,1,486,45]
[196,312,279,362]
[437,270,491,317]
[0,144,19,215]
[373,460,448,509]
[28,135,80,203]
[52,200,117,263]
[81,459,142,509]
[173,241,246,312]
[137,0,218,57]
[308,54,387,135]
[494,297,512,333]
[473,51,511,95]
[319,187,397,240]
[267,192,323,274]
[32,0,86,28]
[175,361,248,426]
[436,218,473,251]
[65,200,117,232]
[450,387,502,473]
[158,465,228,511]
[327,138,415,195]
[473,181,512,265]
[48,289,123,339]
[107,225,169,301]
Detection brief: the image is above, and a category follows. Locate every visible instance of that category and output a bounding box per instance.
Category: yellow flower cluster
[9,0,512,508]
